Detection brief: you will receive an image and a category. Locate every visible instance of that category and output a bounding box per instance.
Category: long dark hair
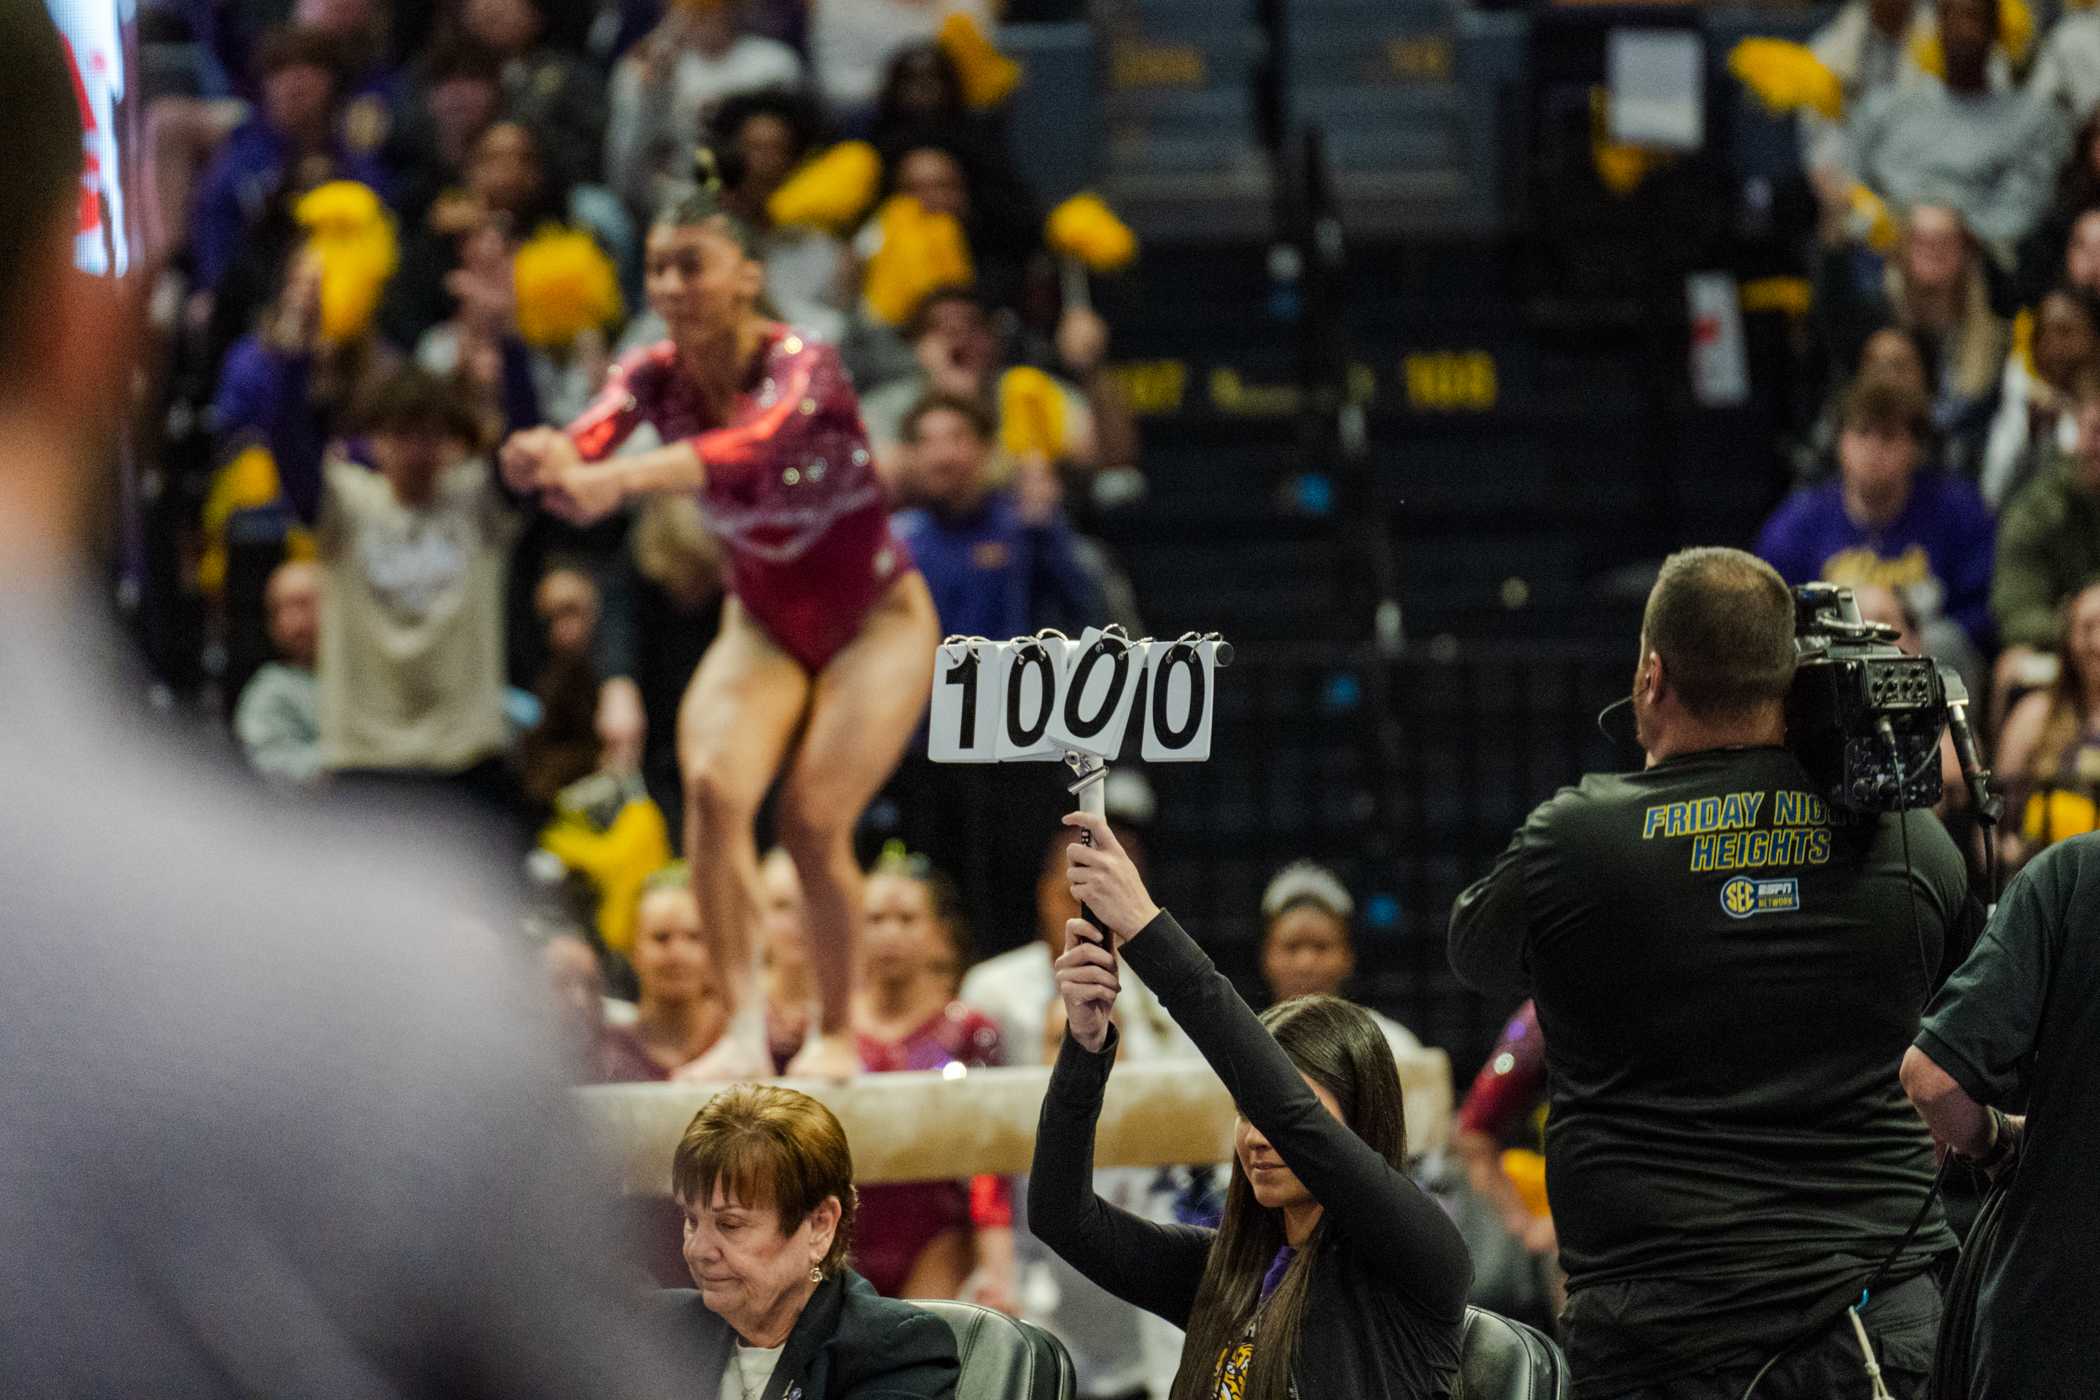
[1168,996,1409,1400]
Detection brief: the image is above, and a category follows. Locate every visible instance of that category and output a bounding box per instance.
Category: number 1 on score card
[927,639,1004,763]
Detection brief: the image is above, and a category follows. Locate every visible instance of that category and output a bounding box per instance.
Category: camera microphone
[1937,666,2003,827]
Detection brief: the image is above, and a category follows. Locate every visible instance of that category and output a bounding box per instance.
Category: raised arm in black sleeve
[1028,1025,1216,1327]
[1448,826,1537,1001]
[1121,912,1474,1315]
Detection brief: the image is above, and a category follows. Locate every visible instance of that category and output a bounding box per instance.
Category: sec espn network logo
[1719,875,1801,919]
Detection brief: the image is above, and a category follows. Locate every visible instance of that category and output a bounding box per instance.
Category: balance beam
[578,1050,1452,1193]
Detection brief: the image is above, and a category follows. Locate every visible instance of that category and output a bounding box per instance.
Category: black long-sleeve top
[1029,910,1471,1400]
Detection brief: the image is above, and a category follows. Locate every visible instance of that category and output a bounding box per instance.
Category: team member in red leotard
[500,168,939,1077]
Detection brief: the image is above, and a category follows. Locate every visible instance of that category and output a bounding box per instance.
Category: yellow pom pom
[2002,0,2036,65]
[1850,183,1901,256]
[861,195,975,327]
[198,445,286,595]
[1500,1149,1551,1219]
[939,12,1021,110]
[1046,193,1138,274]
[2013,305,2037,377]
[999,366,1068,461]
[2024,788,2100,845]
[1727,38,1845,121]
[767,141,883,234]
[512,226,623,350]
[294,180,388,241]
[294,180,398,345]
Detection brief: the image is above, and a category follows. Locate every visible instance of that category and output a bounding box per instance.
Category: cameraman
[1449,547,1966,1400]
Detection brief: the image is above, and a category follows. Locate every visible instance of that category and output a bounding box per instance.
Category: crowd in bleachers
[1746,0,2100,868]
[96,0,2100,1391]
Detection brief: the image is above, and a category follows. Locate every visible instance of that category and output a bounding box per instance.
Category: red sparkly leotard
[1457,999,1546,1141]
[565,328,911,673]
[852,1002,1013,1298]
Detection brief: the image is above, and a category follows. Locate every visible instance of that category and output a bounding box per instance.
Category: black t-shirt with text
[1450,746,1965,1396]
[1917,835,2100,1399]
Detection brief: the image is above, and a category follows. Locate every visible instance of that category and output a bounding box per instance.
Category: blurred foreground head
[0,1,131,584]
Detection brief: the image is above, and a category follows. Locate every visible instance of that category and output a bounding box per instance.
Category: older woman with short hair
[660,1084,960,1400]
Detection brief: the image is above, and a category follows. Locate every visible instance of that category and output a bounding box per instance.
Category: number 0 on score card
[1141,639,1217,762]
[1044,629,1147,757]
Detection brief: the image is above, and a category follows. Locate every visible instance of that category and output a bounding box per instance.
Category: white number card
[1140,638,1219,763]
[927,638,1003,763]
[994,635,1071,761]
[1044,628,1148,758]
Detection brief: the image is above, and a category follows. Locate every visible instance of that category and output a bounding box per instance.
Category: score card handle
[1064,749,1114,948]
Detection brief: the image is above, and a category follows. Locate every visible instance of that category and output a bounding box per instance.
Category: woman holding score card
[500,154,938,1077]
[1033,810,1473,1400]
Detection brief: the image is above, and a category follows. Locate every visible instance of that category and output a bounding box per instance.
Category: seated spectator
[1757,377,1996,667]
[1992,580,2100,870]
[521,564,606,808]
[2031,4,2100,133]
[1801,0,1985,174]
[806,0,992,120]
[861,286,1126,484]
[445,0,606,188]
[379,39,505,230]
[385,117,580,349]
[661,1084,961,1397]
[595,496,729,828]
[604,1,802,221]
[625,865,754,1078]
[1841,0,2066,256]
[853,848,1015,1311]
[960,826,1184,1068]
[1794,323,1938,480]
[542,927,661,1082]
[234,558,325,784]
[2014,116,2100,305]
[889,393,1104,640]
[861,137,1039,322]
[1814,203,2007,476]
[616,90,854,348]
[190,27,389,293]
[2062,205,2100,297]
[293,0,400,108]
[261,356,539,813]
[1992,367,2100,698]
[1982,286,2100,509]
[1259,861,1423,1060]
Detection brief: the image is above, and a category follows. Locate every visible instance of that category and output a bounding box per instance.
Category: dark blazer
[654,1269,959,1400]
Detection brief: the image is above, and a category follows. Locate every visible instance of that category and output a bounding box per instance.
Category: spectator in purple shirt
[1758,377,1996,680]
[189,27,391,292]
[889,393,1102,640]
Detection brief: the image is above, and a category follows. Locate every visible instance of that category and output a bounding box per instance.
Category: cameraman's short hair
[0,1,83,391]
[1641,548,1797,719]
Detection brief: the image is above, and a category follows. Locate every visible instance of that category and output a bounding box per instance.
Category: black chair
[1457,1305,1570,1400]
[912,1300,1075,1400]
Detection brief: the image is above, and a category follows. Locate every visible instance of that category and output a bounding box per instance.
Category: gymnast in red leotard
[501,166,940,1077]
